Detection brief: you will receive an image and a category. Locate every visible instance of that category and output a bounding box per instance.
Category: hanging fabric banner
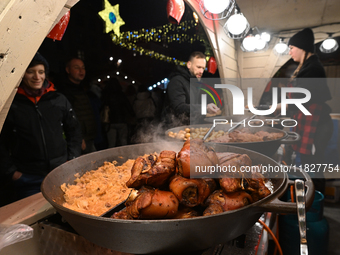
[47,11,70,41]
[207,56,217,74]
[167,0,185,25]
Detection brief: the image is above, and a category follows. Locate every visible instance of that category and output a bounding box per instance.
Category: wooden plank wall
[186,0,238,116]
[0,0,79,131]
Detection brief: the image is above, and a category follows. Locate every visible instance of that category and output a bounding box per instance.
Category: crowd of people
[0,27,334,204]
[0,53,166,206]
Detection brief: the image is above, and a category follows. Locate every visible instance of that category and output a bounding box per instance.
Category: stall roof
[236,0,340,34]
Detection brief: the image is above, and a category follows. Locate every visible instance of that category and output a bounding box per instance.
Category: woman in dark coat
[281,28,333,193]
[0,53,82,202]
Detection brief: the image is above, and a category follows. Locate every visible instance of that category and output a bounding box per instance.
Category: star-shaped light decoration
[98,0,125,37]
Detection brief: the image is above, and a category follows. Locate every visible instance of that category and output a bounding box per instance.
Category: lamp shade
[320,37,339,53]
[223,12,250,39]
[274,39,289,55]
[167,0,185,25]
[47,11,70,41]
[203,0,230,14]
[207,56,217,74]
[241,35,256,51]
[199,0,235,20]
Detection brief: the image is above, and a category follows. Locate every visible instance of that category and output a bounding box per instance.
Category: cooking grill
[165,124,300,157]
[41,142,313,254]
[32,212,272,255]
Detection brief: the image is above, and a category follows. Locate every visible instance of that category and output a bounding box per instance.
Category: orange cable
[290,184,295,203]
[273,214,279,255]
[258,219,283,255]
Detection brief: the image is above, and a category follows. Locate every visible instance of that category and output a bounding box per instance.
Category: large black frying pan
[41,142,313,254]
[165,124,300,157]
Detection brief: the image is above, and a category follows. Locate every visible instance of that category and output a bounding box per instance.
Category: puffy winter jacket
[0,82,82,178]
[162,66,203,126]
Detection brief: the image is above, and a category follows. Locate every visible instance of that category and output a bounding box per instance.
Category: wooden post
[0,0,79,131]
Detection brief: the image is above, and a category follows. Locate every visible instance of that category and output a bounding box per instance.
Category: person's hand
[81,139,86,151]
[12,171,22,181]
[207,103,220,114]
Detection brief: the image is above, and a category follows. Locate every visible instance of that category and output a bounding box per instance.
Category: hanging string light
[111,36,188,66]
[109,20,203,65]
[112,20,202,45]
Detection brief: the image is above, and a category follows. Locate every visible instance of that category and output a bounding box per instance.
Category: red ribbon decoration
[207,56,217,74]
[166,0,185,25]
[47,11,70,41]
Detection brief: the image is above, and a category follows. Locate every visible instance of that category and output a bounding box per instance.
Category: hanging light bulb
[320,34,339,53]
[223,9,250,39]
[241,35,256,51]
[240,35,266,52]
[203,0,230,14]
[261,32,271,42]
[240,27,270,52]
[274,38,289,55]
[193,12,199,23]
[199,0,235,20]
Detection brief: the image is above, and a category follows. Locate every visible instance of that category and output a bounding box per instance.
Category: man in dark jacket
[163,51,220,127]
[0,53,82,203]
[58,57,97,154]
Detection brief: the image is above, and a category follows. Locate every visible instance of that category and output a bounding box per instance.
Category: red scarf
[18,80,56,104]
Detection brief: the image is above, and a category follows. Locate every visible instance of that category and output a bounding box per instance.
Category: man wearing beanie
[280,28,333,194]
[0,52,82,205]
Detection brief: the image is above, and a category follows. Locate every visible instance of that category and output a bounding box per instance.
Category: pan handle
[256,168,314,214]
[280,131,301,144]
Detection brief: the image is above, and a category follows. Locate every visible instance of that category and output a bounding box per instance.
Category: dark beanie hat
[288,28,315,53]
[28,52,50,74]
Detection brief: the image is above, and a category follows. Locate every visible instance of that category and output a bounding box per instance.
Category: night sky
[38,0,211,88]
